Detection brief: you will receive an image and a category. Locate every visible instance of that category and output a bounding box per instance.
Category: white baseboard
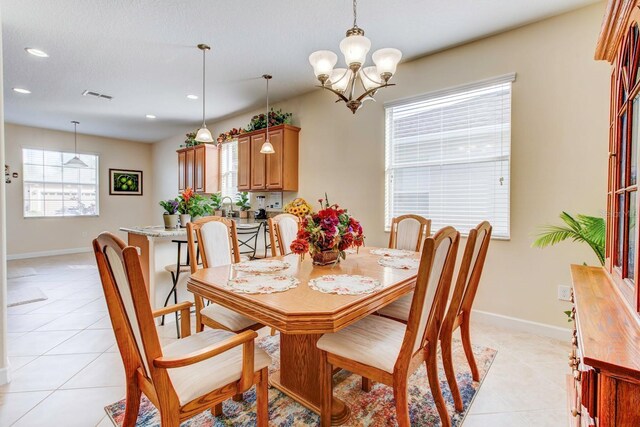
[471,309,572,341]
[0,366,10,385]
[7,247,92,261]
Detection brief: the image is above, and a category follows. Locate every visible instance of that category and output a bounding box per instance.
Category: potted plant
[189,193,207,222]
[235,192,251,218]
[210,192,223,216]
[159,199,179,229]
[290,194,365,265]
[178,187,195,227]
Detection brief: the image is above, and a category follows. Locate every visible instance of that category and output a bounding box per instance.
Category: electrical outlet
[558,285,572,301]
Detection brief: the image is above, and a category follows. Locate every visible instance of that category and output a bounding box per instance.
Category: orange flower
[181,187,194,204]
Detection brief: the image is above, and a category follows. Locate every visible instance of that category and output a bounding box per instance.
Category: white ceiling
[1,0,599,142]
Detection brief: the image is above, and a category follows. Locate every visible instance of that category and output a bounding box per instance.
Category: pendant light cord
[202,47,206,126]
[74,122,77,154]
[266,77,269,136]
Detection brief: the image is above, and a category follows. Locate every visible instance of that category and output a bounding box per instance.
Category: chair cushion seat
[377,293,412,322]
[163,329,271,405]
[317,315,406,374]
[200,303,259,332]
[163,264,191,273]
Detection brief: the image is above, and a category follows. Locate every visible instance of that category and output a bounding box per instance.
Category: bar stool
[237,223,262,260]
[161,239,196,338]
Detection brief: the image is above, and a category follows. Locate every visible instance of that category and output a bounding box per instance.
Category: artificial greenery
[532,212,606,266]
[235,192,251,211]
[183,131,198,147]
[245,108,292,132]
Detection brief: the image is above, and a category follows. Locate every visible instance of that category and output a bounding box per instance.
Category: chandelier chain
[353,0,358,28]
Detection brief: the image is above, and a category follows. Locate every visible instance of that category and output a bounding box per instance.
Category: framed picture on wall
[109,169,143,196]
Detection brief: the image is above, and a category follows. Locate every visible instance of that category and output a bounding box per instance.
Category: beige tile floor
[1,253,570,426]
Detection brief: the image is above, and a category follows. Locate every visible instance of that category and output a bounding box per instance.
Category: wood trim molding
[595,0,637,62]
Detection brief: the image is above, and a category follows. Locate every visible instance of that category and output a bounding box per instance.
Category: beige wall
[152,3,610,327]
[5,123,154,256]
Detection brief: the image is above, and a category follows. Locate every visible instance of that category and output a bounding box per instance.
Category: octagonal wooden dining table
[187,248,420,425]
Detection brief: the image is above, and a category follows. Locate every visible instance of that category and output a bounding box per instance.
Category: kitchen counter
[120,218,267,238]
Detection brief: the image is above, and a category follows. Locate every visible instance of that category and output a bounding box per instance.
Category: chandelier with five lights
[308,0,402,114]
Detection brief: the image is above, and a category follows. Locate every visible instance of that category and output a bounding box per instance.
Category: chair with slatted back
[186,217,262,334]
[92,232,270,427]
[317,227,460,427]
[388,214,431,252]
[268,213,300,257]
[440,221,492,412]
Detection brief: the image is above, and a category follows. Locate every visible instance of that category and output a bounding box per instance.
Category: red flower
[353,234,365,247]
[290,238,309,255]
[339,233,354,251]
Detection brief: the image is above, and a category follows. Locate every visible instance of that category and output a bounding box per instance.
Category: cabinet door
[237,136,251,191]
[177,150,186,191]
[250,133,266,190]
[266,129,284,189]
[194,146,205,192]
[185,148,195,190]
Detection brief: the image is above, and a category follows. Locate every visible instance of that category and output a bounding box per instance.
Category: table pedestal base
[271,333,351,425]
[270,371,351,425]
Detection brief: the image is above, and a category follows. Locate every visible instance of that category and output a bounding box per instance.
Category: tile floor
[1,253,570,426]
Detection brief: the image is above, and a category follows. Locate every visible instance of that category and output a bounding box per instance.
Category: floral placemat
[233,259,291,274]
[370,248,417,258]
[308,274,382,295]
[225,275,299,294]
[378,257,419,270]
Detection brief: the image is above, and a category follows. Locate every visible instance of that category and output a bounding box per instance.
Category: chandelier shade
[308,0,401,113]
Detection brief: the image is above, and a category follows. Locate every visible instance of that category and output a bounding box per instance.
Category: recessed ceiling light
[13,88,31,94]
[145,114,156,119]
[25,48,49,58]
[187,94,198,100]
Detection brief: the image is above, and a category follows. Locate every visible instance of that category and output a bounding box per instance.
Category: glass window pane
[63,167,80,184]
[43,150,62,166]
[23,165,44,181]
[627,192,636,283]
[620,112,628,187]
[618,193,625,267]
[43,166,62,183]
[23,149,43,165]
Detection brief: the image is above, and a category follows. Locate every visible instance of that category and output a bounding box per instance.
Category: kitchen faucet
[221,196,234,217]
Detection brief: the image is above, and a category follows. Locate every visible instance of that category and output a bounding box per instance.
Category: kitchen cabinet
[176,144,219,194]
[238,124,300,192]
[237,135,251,191]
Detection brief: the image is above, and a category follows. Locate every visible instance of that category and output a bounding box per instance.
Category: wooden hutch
[568,1,640,425]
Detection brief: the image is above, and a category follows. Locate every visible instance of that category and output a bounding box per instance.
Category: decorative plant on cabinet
[235,192,251,218]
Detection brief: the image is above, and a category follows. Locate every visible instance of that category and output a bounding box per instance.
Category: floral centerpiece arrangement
[217,128,245,144]
[245,108,292,132]
[290,195,364,265]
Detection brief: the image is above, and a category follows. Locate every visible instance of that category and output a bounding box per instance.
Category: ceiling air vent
[82,90,113,100]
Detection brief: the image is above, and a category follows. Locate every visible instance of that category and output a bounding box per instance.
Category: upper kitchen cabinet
[239,124,300,192]
[176,144,219,193]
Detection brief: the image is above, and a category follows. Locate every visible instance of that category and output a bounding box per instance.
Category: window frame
[22,147,100,219]
[219,139,238,200]
[383,73,515,240]
[607,21,640,314]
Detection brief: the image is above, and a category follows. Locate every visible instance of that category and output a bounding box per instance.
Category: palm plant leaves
[532,212,605,265]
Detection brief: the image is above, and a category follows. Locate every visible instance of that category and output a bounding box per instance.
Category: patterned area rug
[105,334,496,426]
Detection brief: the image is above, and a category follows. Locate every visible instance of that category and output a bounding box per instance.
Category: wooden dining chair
[440,221,492,412]
[388,214,431,252]
[187,217,262,334]
[92,232,270,427]
[317,227,460,427]
[268,213,300,257]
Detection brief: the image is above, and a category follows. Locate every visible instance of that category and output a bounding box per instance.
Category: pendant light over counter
[260,74,275,154]
[64,121,88,167]
[194,43,214,143]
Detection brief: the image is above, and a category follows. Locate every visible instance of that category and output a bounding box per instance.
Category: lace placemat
[370,248,417,258]
[378,257,419,270]
[233,259,291,274]
[225,275,299,294]
[308,274,382,295]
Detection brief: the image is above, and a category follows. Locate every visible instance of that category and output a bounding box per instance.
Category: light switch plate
[557,285,572,301]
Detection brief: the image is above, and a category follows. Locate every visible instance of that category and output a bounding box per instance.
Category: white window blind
[384,74,514,238]
[220,140,238,199]
[22,148,99,218]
